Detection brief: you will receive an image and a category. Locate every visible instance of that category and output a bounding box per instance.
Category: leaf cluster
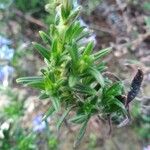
[17,0,127,146]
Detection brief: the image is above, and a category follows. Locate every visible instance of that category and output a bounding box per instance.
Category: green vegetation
[17,0,129,147]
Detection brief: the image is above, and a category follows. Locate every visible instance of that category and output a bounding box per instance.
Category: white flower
[1,122,10,131]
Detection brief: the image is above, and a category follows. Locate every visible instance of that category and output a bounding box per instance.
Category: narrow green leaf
[16,76,43,84]
[113,98,126,111]
[65,21,83,41]
[42,106,55,121]
[73,84,97,95]
[63,0,72,13]
[65,6,81,24]
[105,82,123,97]
[39,31,51,45]
[74,119,88,148]
[39,92,49,99]
[65,22,74,41]
[26,81,45,90]
[67,44,79,64]
[72,25,84,40]
[93,47,112,61]
[88,67,105,87]
[72,22,80,33]
[51,97,60,111]
[109,98,127,114]
[61,5,70,20]
[69,114,88,124]
[50,24,59,37]
[51,39,58,58]
[83,41,94,56]
[96,62,107,72]
[17,76,45,89]
[32,42,50,60]
[76,31,90,42]
[57,107,73,130]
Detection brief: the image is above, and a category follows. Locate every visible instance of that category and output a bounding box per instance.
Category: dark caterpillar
[126,69,144,107]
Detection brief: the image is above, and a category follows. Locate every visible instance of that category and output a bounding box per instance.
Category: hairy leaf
[88,67,105,87]
[51,96,60,111]
[83,41,94,56]
[42,106,55,121]
[105,82,123,97]
[57,106,73,130]
[69,114,88,124]
[32,42,50,60]
[93,47,112,61]
[74,119,88,147]
[39,31,51,45]
[73,84,97,95]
